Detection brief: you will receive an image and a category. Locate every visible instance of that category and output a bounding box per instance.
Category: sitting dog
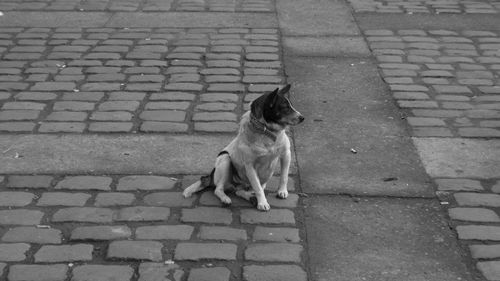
[183,84,304,211]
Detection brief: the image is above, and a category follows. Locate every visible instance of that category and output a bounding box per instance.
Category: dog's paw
[276,189,288,199]
[257,201,271,211]
[220,195,232,205]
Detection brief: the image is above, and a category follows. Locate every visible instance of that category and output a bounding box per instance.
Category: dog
[182,84,304,211]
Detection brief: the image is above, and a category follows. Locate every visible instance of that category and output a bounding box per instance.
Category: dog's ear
[267,87,280,108]
[278,84,291,96]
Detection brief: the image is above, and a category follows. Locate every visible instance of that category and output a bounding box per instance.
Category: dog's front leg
[277,149,291,199]
[245,164,270,211]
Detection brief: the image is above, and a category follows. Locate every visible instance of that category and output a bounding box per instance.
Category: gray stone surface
[0,135,232,174]
[107,240,163,261]
[72,265,133,281]
[277,0,359,36]
[413,138,500,178]
[284,36,370,57]
[289,57,433,196]
[305,196,481,281]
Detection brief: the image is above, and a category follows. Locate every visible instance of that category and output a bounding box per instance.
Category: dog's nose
[298,115,305,123]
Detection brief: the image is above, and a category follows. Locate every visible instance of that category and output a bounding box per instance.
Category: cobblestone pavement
[434,178,500,280]
[0,27,283,134]
[0,174,307,281]
[0,0,274,12]
[365,29,500,138]
[348,0,500,14]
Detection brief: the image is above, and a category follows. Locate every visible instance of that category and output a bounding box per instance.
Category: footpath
[0,0,499,280]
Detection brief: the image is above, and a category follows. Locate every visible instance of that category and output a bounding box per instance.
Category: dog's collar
[249,115,279,142]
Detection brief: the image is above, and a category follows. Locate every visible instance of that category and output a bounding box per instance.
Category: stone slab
[305,196,482,281]
[413,138,500,178]
[283,36,370,57]
[288,57,433,196]
[0,12,111,27]
[106,12,277,28]
[277,0,359,36]
[0,134,296,174]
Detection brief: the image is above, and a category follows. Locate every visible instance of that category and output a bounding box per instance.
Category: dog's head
[251,84,305,127]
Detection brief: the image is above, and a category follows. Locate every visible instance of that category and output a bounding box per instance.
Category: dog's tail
[182,175,210,198]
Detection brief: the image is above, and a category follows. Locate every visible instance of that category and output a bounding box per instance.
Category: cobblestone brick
[8,264,68,281]
[470,245,500,259]
[140,121,189,132]
[37,192,91,206]
[90,111,133,121]
[138,263,184,281]
[455,193,500,207]
[243,265,307,281]
[46,111,87,121]
[52,207,113,223]
[194,122,238,132]
[140,110,186,122]
[241,209,295,224]
[0,122,35,132]
[407,117,446,126]
[449,207,500,222]
[0,209,44,225]
[14,92,57,101]
[150,92,195,101]
[34,244,93,262]
[89,122,133,132]
[3,102,46,110]
[0,192,34,206]
[2,227,62,244]
[0,110,40,121]
[72,265,133,281]
[136,225,194,240]
[0,243,30,261]
[38,122,86,133]
[477,261,500,280]
[62,92,104,101]
[95,192,135,206]
[181,207,232,224]
[55,176,112,191]
[7,176,49,188]
[31,82,75,91]
[245,243,302,262]
[99,101,140,111]
[174,243,237,261]
[200,93,238,103]
[252,227,300,242]
[199,226,247,241]
[108,240,163,261]
[457,225,500,240]
[435,178,483,191]
[53,101,95,111]
[412,127,453,137]
[459,128,500,137]
[144,192,195,207]
[117,206,170,221]
[71,225,131,240]
[196,103,237,111]
[188,267,230,281]
[117,175,176,191]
